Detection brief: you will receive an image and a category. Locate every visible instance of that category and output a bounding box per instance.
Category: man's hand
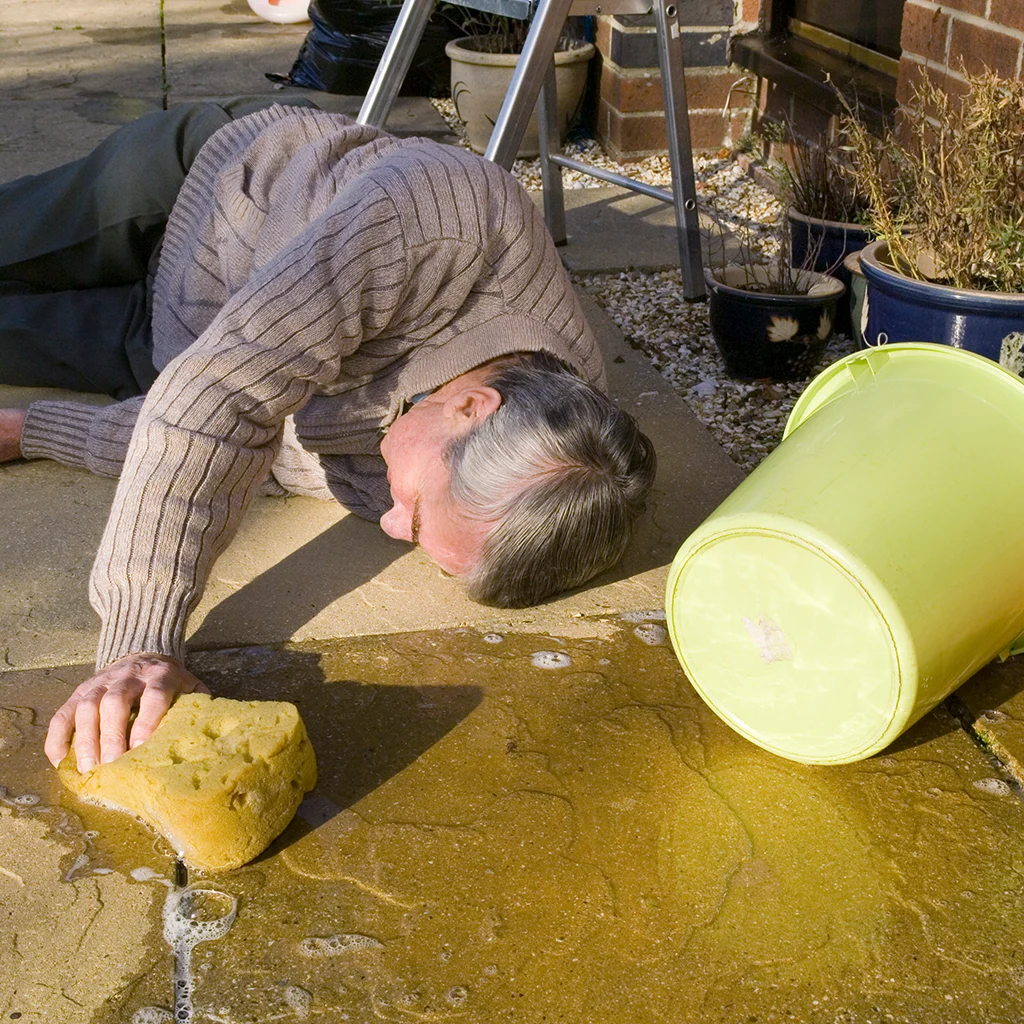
[0,410,26,463]
[45,654,211,773]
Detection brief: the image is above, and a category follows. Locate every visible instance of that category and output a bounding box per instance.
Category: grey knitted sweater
[18,106,604,669]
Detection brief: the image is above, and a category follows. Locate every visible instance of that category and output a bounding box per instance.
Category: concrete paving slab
[0,295,742,671]
[0,97,163,180]
[163,0,311,100]
[541,187,742,273]
[0,0,162,99]
[956,657,1024,785]
[3,632,1024,1022]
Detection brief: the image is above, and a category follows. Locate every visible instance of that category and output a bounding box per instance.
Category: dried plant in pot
[765,125,874,337]
[704,209,846,382]
[443,11,594,158]
[843,69,1024,364]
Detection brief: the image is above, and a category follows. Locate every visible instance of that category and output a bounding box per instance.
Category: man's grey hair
[445,352,656,607]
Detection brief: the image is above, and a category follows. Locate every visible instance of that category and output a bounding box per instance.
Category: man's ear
[443,385,502,429]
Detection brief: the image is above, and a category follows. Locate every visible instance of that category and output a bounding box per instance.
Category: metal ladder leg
[537,61,567,246]
[484,0,575,169]
[358,0,437,128]
[652,0,705,300]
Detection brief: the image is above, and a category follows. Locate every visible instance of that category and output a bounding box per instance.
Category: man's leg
[0,96,317,396]
[0,102,250,290]
[0,279,153,398]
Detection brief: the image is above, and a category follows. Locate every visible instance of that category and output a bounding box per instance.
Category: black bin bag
[278,0,457,95]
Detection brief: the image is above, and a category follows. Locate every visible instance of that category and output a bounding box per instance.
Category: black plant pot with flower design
[705,266,846,381]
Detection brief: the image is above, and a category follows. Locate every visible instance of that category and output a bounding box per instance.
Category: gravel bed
[431,99,857,471]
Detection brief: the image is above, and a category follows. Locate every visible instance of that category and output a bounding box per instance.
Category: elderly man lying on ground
[0,98,655,776]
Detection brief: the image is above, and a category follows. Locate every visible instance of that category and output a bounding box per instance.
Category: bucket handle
[999,631,1024,661]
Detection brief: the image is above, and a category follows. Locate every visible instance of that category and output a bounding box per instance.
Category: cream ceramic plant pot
[446,36,595,158]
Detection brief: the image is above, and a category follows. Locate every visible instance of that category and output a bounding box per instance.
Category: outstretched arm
[51,183,413,768]
[0,409,26,462]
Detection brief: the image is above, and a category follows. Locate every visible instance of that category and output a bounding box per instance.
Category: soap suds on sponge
[58,694,317,871]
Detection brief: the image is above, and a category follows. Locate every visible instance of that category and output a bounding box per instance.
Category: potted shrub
[444,13,594,158]
[844,69,1024,362]
[770,129,873,336]
[704,213,846,381]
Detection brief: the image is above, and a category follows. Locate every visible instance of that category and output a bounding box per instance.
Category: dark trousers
[0,97,315,400]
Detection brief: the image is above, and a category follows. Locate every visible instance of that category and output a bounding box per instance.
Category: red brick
[730,110,753,146]
[949,19,1021,77]
[740,0,763,25]
[595,15,612,59]
[600,65,664,113]
[990,0,1024,34]
[597,99,729,157]
[936,0,986,14]
[900,2,949,64]
[687,110,732,151]
[600,66,752,116]
[896,57,969,108]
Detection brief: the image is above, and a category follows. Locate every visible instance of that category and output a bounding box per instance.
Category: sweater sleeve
[20,398,145,477]
[89,182,413,668]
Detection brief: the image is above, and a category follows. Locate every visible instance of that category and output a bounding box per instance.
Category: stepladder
[358,0,706,300]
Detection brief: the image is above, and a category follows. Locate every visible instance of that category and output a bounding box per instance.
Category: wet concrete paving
[3,625,1024,1023]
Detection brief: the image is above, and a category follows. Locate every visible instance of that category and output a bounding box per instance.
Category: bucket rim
[665,515,914,765]
[784,342,1024,439]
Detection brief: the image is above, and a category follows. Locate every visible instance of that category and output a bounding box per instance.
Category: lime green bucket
[665,343,1024,764]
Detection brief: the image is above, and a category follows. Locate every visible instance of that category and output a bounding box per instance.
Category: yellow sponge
[59,693,317,871]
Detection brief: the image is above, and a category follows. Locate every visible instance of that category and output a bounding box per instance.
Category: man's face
[378,371,501,577]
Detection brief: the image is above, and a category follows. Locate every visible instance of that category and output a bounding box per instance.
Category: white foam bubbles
[284,985,312,1018]
[980,709,1009,724]
[131,867,171,886]
[633,623,668,646]
[482,634,504,644]
[298,933,383,956]
[620,609,667,623]
[131,1008,173,1024]
[446,986,469,1007]
[163,885,238,1023]
[531,651,572,669]
[973,778,1012,797]
[3,792,40,807]
[63,853,90,882]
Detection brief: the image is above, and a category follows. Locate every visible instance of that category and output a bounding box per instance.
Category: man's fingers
[44,701,78,768]
[128,681,177,751]
[73,696,103,774]
[98,686,139,765]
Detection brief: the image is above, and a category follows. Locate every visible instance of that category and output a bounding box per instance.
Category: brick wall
[595,1,763,159]
[752,1,1024,147]
[898,0,1024,103]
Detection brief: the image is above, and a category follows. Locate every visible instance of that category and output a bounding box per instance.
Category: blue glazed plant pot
[705,266,846,381]
[860,240,1024,361]
[788,210,873,336]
